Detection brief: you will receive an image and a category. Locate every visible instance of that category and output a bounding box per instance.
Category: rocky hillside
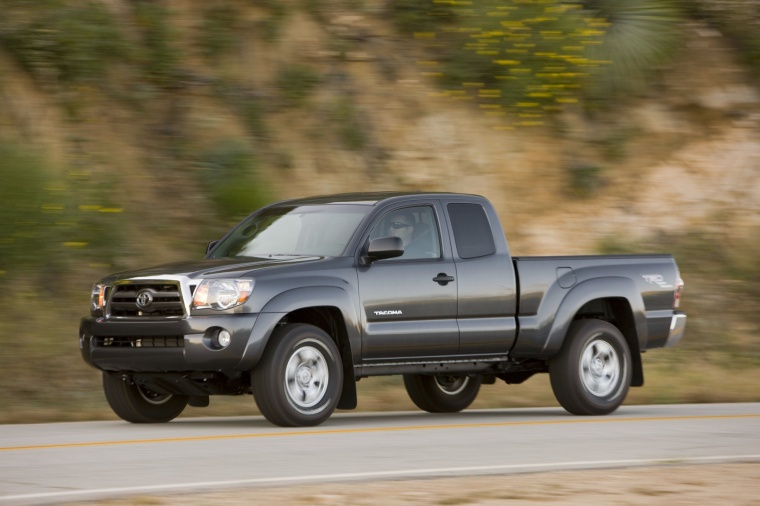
[1,2,758,259]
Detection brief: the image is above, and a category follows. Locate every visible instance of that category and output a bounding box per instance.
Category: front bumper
[80,314,262,372]
[664,312,687,347]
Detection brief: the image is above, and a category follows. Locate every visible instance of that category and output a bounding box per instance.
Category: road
[1,403,758,505]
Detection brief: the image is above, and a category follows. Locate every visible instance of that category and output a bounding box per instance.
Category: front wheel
[102,372,188,423]
[252,324,343,427]
[403,374,481,413]
[549,319,632,416]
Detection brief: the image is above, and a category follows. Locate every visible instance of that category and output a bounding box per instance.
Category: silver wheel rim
[579,338,621,398]
[285,345,329,410]
[434,375,469,396]
[137,385,173,405]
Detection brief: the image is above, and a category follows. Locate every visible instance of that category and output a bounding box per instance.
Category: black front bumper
[80,314,260,372]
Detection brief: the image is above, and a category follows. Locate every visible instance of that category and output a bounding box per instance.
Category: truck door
[444,201,518,355]
[357,203,459,360]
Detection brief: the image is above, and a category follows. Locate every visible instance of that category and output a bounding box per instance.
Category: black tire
[549,319,632,416]
[252,323,343,427]
[102,372,188,423]
[403,374,482,413]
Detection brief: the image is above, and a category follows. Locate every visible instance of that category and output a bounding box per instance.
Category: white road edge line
[2,454,760,502]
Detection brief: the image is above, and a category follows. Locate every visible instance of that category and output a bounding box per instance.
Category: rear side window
[447,203,495,259]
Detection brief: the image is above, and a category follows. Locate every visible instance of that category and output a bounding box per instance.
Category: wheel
[252,323,343,427]
[549,319,632,416]
[403,373,481,413]
[102,372,188,423]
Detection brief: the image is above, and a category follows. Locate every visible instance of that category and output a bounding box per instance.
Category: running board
[355,356,509,378]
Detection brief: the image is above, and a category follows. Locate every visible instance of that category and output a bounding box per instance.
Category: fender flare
[236,286,362,371]
[538,277,648,359]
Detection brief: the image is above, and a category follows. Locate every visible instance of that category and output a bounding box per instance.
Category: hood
[100,256,324,284]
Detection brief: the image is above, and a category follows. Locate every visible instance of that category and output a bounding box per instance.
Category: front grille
[95,336,185,348]
[108,282,184,318]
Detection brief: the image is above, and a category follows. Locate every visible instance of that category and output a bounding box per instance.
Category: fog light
[217,329,231,349]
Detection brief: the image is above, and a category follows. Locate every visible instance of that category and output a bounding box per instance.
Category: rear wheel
[403,374,481,413]
[252,324,343,427]
[102,372,188,423]
[549,319,632,415]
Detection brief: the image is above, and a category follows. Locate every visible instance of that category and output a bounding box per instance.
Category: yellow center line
[2,413,758,452]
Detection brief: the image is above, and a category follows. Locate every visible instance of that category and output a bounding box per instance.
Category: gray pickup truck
[80,192,686,427]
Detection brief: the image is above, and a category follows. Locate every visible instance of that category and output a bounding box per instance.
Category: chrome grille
[108,283,184,318]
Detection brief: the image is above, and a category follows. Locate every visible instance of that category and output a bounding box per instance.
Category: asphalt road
[1,403,759,505]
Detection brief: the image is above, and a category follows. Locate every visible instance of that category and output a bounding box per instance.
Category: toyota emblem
[135,289,154,309]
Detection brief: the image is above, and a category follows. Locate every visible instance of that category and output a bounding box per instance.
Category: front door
[357,204,459,360]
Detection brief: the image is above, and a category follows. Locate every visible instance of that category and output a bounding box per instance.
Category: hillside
[0,0,758,422]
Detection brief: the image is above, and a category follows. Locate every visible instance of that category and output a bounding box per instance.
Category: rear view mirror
[206,240,219,255]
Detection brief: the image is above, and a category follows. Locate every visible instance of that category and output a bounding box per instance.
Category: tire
[403,374,482,413]
[549,319,632,416]
[102,372,188,423]
[252,323,343,427]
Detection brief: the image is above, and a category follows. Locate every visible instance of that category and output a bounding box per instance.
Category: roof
[274,191,476,206]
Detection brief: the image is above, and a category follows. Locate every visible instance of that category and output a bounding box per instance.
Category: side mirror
[364,236,404,264]
[206,240,219,255]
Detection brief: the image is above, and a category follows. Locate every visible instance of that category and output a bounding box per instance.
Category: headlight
[192,279,253,310]
[91,284,109,312]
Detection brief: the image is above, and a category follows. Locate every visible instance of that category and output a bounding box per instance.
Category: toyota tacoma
[80,192,687,426]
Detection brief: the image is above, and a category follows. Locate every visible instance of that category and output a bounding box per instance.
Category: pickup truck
[80,192,686,427]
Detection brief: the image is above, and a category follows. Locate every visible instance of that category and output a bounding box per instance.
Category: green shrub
[0,0,126,85]
[276,65,321,107]
[212,81,270,140]
[592,125,639,161]
[404,1,609,125]
[331,97,367,150]
[199,139,271,219]
[567,163,604,198]
[582,0,684,100]
[241,95,270,140]
[133,0,182,88]
[199,4,241,61]
[391,0,457,34]
[254,1,289,41]
[391,0,684,123]
[0,143,56,271]
[0,142,124,280]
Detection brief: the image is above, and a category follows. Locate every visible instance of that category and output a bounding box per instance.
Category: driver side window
[370,206,441,261]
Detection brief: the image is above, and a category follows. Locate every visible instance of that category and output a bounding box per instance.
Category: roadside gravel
[68,463,759,505]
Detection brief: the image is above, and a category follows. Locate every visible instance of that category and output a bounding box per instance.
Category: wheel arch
[238,286,360,409]
[538,278,647,386]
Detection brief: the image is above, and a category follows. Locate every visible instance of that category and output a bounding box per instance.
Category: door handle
[433,273,455,286]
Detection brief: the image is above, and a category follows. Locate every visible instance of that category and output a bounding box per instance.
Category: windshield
[210,204,370,258]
